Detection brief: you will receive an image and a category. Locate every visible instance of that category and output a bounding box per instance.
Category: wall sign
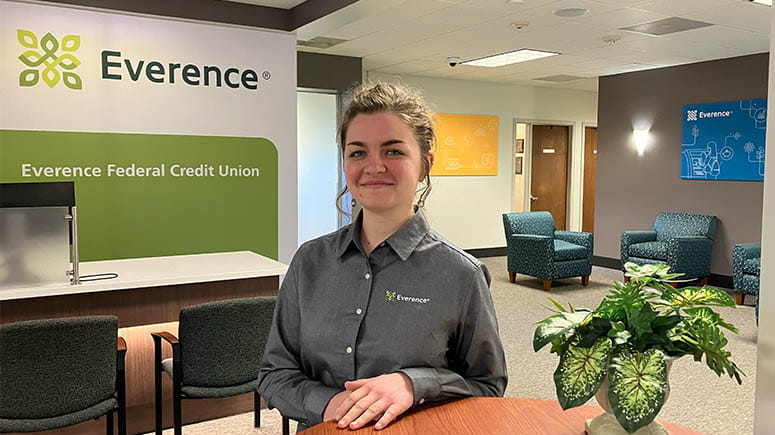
[0,1,296,262]
[681,99,767,181]
[431,113,498,176]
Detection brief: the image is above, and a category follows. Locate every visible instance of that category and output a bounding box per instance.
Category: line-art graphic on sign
[681,99,767,181]
[17,30,82,90]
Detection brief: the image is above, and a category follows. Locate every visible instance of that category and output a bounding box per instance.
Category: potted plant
[533,262,744,434]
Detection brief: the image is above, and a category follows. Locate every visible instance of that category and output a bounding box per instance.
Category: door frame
[513,118,575,229]
[297,87,347,228]
[580,122,598,233]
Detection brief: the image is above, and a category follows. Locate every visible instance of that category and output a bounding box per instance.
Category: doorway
[582,126,597,233]
[530,124,570,230]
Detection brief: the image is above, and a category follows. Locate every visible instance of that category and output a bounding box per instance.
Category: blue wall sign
[681,99,766,181]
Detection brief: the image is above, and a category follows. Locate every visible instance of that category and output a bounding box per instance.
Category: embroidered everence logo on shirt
[384,290,430,304]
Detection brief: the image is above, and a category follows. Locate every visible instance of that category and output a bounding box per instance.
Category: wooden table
[302,397,701,435]
[0,251,287,435]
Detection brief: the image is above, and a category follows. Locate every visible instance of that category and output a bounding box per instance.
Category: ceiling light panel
[463,49,560,67]
[750,0,772,5]
[620,17,714,36]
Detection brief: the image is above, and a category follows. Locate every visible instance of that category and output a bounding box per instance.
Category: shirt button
[355,308,363,315]
[364,273,371,280]
[346,346,353,354]
[418,398,425,405]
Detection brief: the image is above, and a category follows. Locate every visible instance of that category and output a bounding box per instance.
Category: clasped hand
[323,372,414,430]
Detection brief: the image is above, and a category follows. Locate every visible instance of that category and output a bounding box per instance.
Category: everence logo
[384,290,430,304]
[17,29,82,90]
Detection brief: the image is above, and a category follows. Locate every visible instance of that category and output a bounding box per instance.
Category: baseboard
[593,256,621,270]
[592,256,733,289]
[466,247,507,258]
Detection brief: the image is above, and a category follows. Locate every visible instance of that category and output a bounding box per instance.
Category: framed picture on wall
[515,156,523,175]
[515,138,525,153]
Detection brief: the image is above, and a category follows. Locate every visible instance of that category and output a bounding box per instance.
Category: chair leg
[623,275,630,283]
[581,275,590,286]
[282,416,290,435]
[736,292,745,305]
[107,410,114,435]
[260,390,261,427]
[154,339,163,435]
[508,271,516,283]
[699,276,709,286]
[542,280,552,291]
[669,281,678,288]
[173,390,182,435]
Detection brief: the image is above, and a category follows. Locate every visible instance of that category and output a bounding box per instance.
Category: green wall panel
[0,130,278,261]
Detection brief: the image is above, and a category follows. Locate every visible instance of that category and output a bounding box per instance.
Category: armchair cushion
[628,241,668,260]
[743,258,760,275]
[553,240,589,261]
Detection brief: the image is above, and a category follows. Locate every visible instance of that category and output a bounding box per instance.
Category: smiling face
[344,112,432,217]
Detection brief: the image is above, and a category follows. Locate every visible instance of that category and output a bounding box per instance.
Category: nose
[364,152,386,173]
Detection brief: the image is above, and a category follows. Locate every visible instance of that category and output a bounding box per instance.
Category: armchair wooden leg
[508,271,516,283]
[581,275,590,286]
[542,280,552,292]
[260,390,261,427]
[623,275,630,283]
[699,276,709,286]
[669,281,678,288]
[736,292,745,305]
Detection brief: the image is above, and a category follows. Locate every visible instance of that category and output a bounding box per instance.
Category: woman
[258,82,507,432]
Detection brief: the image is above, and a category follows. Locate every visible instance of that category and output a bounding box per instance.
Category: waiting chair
[152,296,289,435]
[733,242,761,323]
[502,211,593,291]
[621,212,717,285]
[0,315,126,434]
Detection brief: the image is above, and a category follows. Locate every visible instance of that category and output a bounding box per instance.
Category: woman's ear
[424,152,435,179]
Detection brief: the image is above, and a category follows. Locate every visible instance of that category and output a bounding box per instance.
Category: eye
[386,149,405,156]
[348,150,366,158]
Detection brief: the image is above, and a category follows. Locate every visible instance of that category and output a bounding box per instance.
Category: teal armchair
[621,212,717,284]
[502,211,593,291]
[733,242,760,323]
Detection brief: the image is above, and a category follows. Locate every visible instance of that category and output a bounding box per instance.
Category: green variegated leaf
[554,338,612,409]
[533,310,591,352]
[671,286,735,309]
[608,348,668,433]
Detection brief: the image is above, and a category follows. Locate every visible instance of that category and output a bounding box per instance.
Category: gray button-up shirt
[258,210,507,429]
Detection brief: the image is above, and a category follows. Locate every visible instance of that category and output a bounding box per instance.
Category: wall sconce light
[633,129,649,155]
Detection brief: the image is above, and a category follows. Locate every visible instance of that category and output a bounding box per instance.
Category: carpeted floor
[158,258,757,434]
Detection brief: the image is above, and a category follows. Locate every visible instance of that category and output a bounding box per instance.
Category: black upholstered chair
[0,316,126,434]
[152,296,288,435]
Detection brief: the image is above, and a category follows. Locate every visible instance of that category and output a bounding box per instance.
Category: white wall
[297,91,339,245]
[368,72,598,249]
[753,7,774,434]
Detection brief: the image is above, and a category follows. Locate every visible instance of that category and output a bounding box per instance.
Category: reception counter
[0,251,287,435]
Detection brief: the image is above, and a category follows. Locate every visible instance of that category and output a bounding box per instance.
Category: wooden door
[582,127,597,233]
[530,125,569,230]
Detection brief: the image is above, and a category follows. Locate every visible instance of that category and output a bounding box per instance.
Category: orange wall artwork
[431,113,498,176]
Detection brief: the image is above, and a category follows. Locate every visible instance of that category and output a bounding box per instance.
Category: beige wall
[368,72,598,249]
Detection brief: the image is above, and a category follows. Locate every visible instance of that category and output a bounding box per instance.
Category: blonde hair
[337,82,436,213]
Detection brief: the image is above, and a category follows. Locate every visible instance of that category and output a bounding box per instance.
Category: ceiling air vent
[620,17,713,36]
[533,74,584,82]
[297,37,347,49]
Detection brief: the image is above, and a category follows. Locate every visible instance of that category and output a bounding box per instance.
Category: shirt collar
[336,208,430,261]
